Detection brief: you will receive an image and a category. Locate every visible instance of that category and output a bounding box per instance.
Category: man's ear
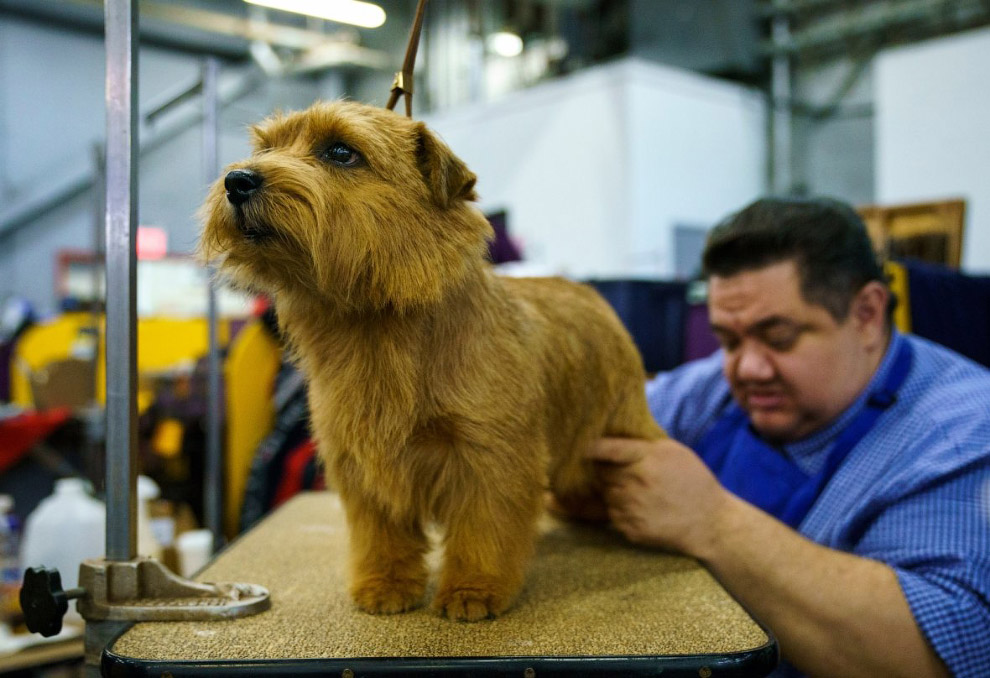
[852,280,890,345]
[415,123,477,207]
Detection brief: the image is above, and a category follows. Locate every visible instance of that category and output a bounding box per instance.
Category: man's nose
[734,343,775,381]
[225,169,263,206]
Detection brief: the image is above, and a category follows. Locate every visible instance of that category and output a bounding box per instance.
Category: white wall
[875,27,990,273]
[624,61,767,276]
[424,58,767,279]
[793,59,875,205]
[423,64,630,278]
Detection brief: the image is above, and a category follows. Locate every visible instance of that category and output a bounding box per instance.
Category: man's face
[708,260,882,442]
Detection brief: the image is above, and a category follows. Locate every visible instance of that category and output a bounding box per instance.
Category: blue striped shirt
[645,331,990,677]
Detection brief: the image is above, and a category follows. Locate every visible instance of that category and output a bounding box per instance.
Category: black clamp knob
[20,567,86,637]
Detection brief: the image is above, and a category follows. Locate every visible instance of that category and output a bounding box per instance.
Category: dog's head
[200,100,490,312]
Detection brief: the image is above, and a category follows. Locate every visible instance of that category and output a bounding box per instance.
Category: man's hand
[587,436,949,678]
[586,437,730,559]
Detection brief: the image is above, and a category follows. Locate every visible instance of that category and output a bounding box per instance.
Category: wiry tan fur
[200,100,665,621]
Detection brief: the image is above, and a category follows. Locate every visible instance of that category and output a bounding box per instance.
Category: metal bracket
[77,557,270,622]
[22,559,270,642]
[391,71,412,95]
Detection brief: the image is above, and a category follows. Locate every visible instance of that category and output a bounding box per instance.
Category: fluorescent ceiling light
[244,0,386,28]
[487,31,523,58]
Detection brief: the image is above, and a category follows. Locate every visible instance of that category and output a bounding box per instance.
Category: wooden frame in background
[858,199,966,269]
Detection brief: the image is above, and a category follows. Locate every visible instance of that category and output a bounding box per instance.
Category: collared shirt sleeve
[645,350,732,448]
[847,425,990,676]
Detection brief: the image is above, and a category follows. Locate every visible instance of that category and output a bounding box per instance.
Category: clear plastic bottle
[0,495,22,628]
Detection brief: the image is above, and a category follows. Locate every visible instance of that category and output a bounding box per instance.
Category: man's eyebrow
[749,316,800,333]
[708,323,736,337]
[709,315,799,337]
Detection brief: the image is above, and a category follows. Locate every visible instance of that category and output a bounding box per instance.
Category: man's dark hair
[702,197,893,323]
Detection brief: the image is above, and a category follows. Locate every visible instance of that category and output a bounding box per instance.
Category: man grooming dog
[589,198,990,676]
[200,100,664,621]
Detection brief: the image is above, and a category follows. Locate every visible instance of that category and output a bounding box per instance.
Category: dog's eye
[322,142,362,167]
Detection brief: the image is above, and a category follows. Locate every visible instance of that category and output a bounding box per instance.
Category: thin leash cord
[386,0,429,117]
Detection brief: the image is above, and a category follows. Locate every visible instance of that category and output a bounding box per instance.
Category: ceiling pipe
[0,0,391,64]
[0,71,262,239]
[763,0,990,56]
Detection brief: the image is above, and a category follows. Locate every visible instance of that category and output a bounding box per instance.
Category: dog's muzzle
[225,169,263,206]
[224,169,272,242]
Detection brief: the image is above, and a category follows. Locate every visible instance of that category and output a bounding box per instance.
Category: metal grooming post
[202,57,224,554]
[104,0,139,568]
[91,0,140,671]
[771,9,793,195]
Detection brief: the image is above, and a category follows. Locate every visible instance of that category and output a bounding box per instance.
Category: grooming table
[104,493,777,677]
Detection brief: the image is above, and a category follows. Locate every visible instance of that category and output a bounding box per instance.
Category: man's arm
[588,437,949,678]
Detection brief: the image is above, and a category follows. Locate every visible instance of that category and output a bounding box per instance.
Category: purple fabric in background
[486,211,523,264]
[0,341,13,402]
[587,280,689,374]
[683,303,719,362]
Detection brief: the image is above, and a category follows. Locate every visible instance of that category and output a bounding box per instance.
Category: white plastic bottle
[137,475,163,561]
[20,478,106,624]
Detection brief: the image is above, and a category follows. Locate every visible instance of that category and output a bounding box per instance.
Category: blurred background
[1,2,989,670]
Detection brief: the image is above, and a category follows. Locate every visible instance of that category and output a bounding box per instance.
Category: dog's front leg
[343,494,430,615]
[432,476,541,621]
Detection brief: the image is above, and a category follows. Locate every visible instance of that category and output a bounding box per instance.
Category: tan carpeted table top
[110,492,770,663]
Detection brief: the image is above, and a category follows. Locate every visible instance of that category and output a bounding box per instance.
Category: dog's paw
[351,577,425,615]
[431,586,511,622]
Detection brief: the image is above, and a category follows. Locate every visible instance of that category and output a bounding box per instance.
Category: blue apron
[696,341,913,528]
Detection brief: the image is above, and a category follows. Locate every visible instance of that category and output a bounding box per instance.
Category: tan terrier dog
[201,100,665,621]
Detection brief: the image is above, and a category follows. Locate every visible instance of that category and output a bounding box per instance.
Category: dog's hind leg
[342,494,430,615]
[546,423,610,522]
[604,379,666,441]
[549,381,666,522]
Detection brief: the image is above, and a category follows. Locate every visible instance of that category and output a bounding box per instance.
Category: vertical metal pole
[202,57,224,553]
[104,0,139,563]
[771,10,793,195]
[89,2,140,673]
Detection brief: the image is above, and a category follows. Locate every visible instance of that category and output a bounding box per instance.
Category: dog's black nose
[225,169,263,206]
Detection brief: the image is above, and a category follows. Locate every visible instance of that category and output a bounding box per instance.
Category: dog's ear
[415,123,477,206]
